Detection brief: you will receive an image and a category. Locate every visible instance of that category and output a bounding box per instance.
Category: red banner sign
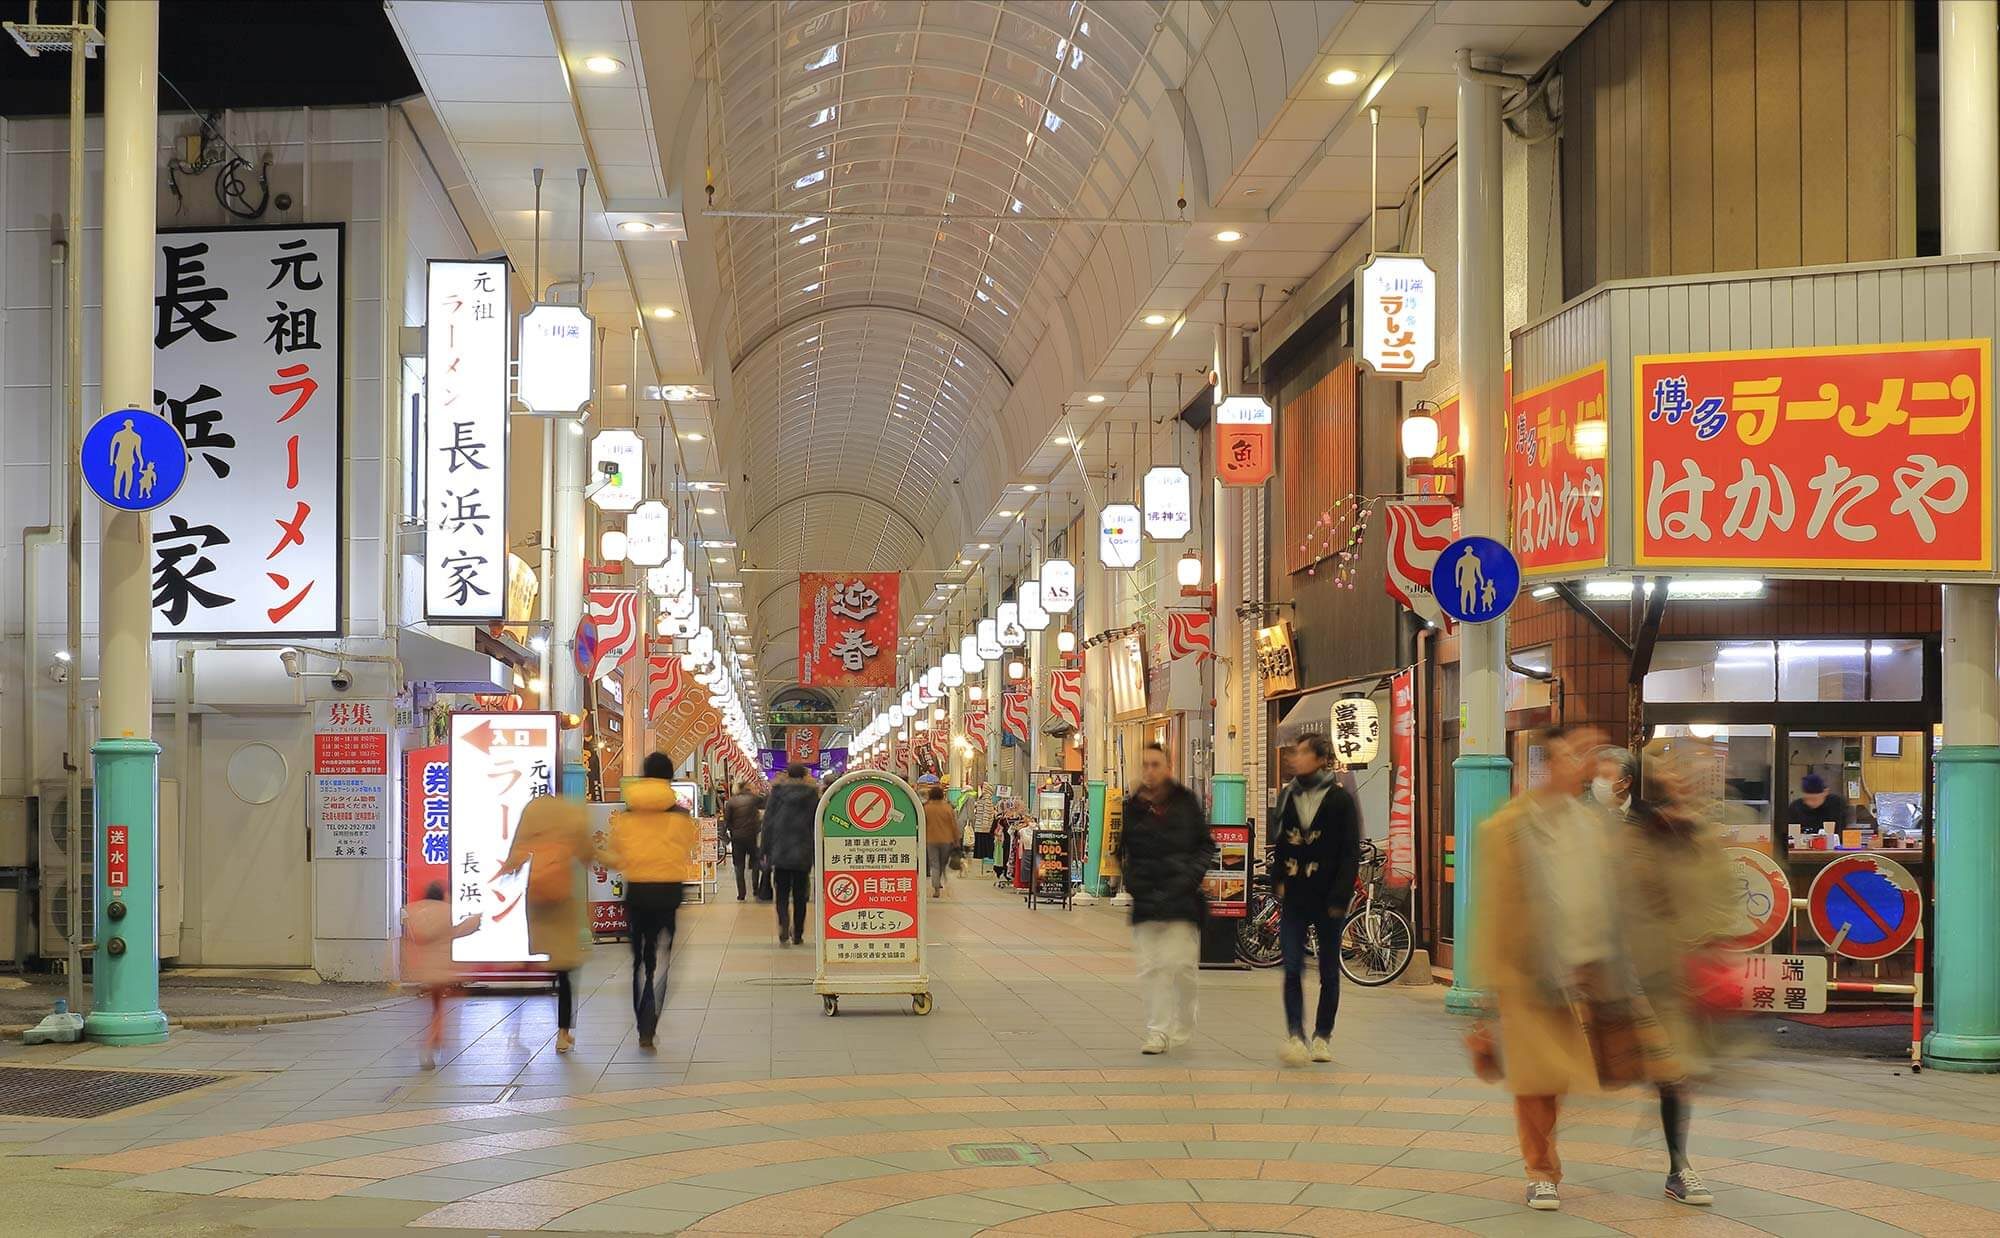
[1047,668,1082,731]
[799,572,899,687]
[1386,669,1415,889]
[1510,363,1608,575]
[963,707,989,754]
[1165,608,1214,659]
[1634,341,1994,573]
[1216,397,1275,487]
[105,824,129,889]
[403,744,450,905]
[1001,688,1031,746]
[786,726,822,766]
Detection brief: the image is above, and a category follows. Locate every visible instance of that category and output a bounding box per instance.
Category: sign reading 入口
[449,712,558,964]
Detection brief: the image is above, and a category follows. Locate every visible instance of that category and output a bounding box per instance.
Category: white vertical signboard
[1040,559,1077,612]
[589,429,645,512]
[450,712,560,964]
[424,259,509,621]
[1357,254,1438,378]
[517,303,595,415]
[1143,466,1192,540]
[1100,503,1142,569]
[153,224,344,636]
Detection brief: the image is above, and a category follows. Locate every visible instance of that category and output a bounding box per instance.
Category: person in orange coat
[924,785,959,898]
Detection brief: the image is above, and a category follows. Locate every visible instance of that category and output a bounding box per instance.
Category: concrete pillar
[1082,497,1111,786]
[551,419,588,786]
[86,0,167,1045]
[1444,50,1513,1015]
[1926,0,2000,1072]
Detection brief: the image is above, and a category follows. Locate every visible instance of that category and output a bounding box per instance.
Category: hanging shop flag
[1634,340,1993,573]
[653,675,721,765]
[584,588,641,680]
[786,726,822,766]
[588,429,644,511]
[963,707,989,754]
[647,654,687,718]
[1143,466,1193,540]
[1331,695,1381,765]
[1254,622,1299,697]
[423,258,508,623]
[1216,395,1275,487]
[1510,363,1608,575]
[1000,687,1031,747]
[1108,631,1149,720]
[1384,499,1456,630]
[1039,558,1077,611]
[1357,253,1438,378]
[1386,668,1416,888]
[449,711,558,964]
[1048,667,1082,731]
[1099,502,1142,568]
[516,303,594,415]
[1165,608,1214,660]
[799,571,900,687]
[624,500,672,567]
[997,601,1027,647]
[153,224,345,637]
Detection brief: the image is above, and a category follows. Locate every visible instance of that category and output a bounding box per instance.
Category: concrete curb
[3,995,416,1041]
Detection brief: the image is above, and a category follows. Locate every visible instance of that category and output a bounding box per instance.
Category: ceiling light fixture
[1215,229,1244,243]
[1086,393,1106,403]
[1143,313,1168,326]
[1326,67,1359,86]
[683,431,705,441]
[698,506,718,515]
[652,306,677,319]
[583,54,623,74]
[617,219,656,234]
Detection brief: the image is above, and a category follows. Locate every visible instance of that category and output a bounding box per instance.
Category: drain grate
[949,1141,1047,1167]
[0,1066,228,1118]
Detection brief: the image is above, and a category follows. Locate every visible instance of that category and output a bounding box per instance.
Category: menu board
[1032,828,1071,908]
[1205,825,1250,918]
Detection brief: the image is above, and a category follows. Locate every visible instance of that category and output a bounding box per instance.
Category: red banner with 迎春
[798,572,899,687]
[1385,670,1415,889]
[1510,363,1608,575]
[786,726,821,766]
[1633,340,1993,573]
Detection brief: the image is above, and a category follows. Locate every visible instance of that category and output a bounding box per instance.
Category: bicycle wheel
[1338,906,1414,987]
[1236,889,1285,968]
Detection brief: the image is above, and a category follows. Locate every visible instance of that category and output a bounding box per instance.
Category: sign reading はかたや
[153,225,344,636]
[1634,340,1993,574]
[799,572,899,688]
[1509,363,1608,575]
[425,259,509,622]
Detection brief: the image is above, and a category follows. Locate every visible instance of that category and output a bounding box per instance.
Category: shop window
[1779,641,1867,702]
[1650,724,1774,842]
[1643,641,1776,702]
[1506,646,1553,712]
[1868,639,1924,701]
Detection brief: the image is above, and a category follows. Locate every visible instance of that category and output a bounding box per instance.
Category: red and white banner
[1384,500,1455,631]
[963,707,989,754]
[786,726,822,766]
[1165,608,1214,659]
[584,588,641,680]
[647,654,687,718]
[1048,668,1082,731]
[1000,689,1031,746]
[1386,668,1416,889]
[799,572,899,687]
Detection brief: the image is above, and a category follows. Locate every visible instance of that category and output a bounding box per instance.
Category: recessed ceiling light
[652,306,677,319]
[1021,484,1039,492]
[698,506,718,515]
[1326,67,1359,87]
[1086,393,1106,403]
[584,55,623,75]
[997,510,1014,518]
[617,220,656,234]
[1143,313,1168,326]
[683,431,705,442]
[1215,229,1244,243]
[978,543,992,550]
[1052,435,1073,446]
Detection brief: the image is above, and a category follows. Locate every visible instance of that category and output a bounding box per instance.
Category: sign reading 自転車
[799,572,899,688]
[1634,340,1993,574]
[1510,363,1607,575]
[153,225,345,637]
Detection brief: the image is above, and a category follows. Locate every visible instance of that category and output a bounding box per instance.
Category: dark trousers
[731,843,759,899]
[625,882,684,1039]
[555,970,574,1030]
[1281,906,1343,1039]
[774,868,810,941]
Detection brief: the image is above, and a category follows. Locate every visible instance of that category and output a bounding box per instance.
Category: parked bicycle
[1338,840,1415,986]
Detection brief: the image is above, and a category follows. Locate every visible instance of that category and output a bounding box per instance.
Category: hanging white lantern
[599,528,629,561]
[1331,696,1382,765]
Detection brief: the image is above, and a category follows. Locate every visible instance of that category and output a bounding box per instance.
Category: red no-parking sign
[1808,853,1923,961]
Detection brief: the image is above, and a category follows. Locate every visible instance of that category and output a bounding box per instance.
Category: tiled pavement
[3,874,2000,1235]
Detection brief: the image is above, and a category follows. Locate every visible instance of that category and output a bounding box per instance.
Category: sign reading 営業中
[450,712,558,964]
[153,224,344,637]
[799,572,899,688]
[1634,340,1993,573]
[1510,363,1608,575]
[425,259,509,622]
[1430,535,1520,626]
[819,776,922,965]
[1357,254,1437,378]
[311,699,391,859]
[1331,696,1380,766]
[81,407,187,513]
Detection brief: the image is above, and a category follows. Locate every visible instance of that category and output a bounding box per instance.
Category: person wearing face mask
[1594,748,1636,817]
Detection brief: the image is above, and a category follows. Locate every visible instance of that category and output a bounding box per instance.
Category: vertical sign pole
[87,0,168,1044]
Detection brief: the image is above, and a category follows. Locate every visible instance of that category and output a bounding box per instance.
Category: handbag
[1464,1021,1503,1082]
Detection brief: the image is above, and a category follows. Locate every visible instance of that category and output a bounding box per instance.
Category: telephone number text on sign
[1633,340,1993,573]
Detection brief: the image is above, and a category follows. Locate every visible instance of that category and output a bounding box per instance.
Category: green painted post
[83,738,168,1045]
[1211,774,1246,827]
[1084,781,1107,893]
[1925,745,2000,1071]
[1444,753,1511,1015]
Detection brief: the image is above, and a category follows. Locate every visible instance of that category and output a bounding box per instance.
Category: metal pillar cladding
[552,419,588,784]
[1927,0,2000,1073]
[1445,50,1513,1016]
[86,0,167,1045]
[1081,497,1112,787]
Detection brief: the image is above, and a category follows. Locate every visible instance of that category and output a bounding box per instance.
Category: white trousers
[1133,920,1200,1039]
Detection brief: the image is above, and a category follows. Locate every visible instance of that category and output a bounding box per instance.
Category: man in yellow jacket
[602,751,700,1049]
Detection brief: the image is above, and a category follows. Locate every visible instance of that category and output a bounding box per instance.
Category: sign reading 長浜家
[425,259,510,622]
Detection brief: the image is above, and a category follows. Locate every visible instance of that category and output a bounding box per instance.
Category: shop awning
[397,628,509,692]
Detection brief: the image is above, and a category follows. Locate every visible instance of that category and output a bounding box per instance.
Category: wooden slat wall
[1560,0,1910,300]
[1280,360,1359,576]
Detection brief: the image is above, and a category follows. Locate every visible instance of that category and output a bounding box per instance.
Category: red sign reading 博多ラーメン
[1510,364,1608,575]
[1634,341,1993,573]
[799,572,900,688]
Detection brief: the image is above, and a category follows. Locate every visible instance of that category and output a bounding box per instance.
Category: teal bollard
[1444,753,1512,1016]
[83,737,168,1045]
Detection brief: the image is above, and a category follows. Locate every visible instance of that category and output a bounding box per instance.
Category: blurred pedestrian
[496,795,593,1054]
[1272,733,1361,1066]
[763,763,820,945]
[400,881,481,1069]
[1469,724,1630,1213]
[1594,747,1636,816]
[1784,772,1851,836]
[602,753,700,1050]
[924,785,958,898]
[723,779,765,901]
[1619,740,1736,1206]
[1116,743,1215,1055]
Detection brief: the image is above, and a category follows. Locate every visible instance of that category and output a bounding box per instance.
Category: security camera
[330,669,353,693]
[279,648,301,677]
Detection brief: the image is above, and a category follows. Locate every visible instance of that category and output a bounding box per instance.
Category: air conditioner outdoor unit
[35,784,93,962]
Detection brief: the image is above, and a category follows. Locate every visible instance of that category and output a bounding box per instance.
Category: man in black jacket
[723,782,765,901]
[762,765,820,945]
[1273,733,1362,1066]
[1116,743,1215,1055]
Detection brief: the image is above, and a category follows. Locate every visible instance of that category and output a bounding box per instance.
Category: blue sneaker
[1526,1180,1560,1211]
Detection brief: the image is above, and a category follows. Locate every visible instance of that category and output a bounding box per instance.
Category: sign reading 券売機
[818,776,922,965]
[798,572,899,688]
[153,224,345,637]
[1510,363,1608,575]
[1634,340,1993,573]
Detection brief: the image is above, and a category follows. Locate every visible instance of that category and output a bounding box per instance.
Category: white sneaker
[1309,1036,1333,1062]
[1167,1030,1191,1048]
[1279,1036,1309,1066]
[1526,1180,1560,1211]
[1141,1032,1169,1055]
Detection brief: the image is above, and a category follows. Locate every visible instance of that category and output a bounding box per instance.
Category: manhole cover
[950,1141,1047,1167]
[0,1066,229,1118]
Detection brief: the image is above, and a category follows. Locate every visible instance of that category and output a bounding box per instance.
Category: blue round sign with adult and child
[1431,535,1521,625]
[80,407,187,513]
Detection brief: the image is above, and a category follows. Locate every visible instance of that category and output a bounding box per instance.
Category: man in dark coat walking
[1272,733,1362,1066]
[723,781,765,901]
[1115,743,1215,1055]
[762,764,820,945]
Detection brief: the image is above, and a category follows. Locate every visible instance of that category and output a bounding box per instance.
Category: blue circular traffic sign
[81,407,186,513]
[1430,535,1520,625]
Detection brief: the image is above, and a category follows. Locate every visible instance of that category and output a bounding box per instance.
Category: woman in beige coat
[496,795,593,1053]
